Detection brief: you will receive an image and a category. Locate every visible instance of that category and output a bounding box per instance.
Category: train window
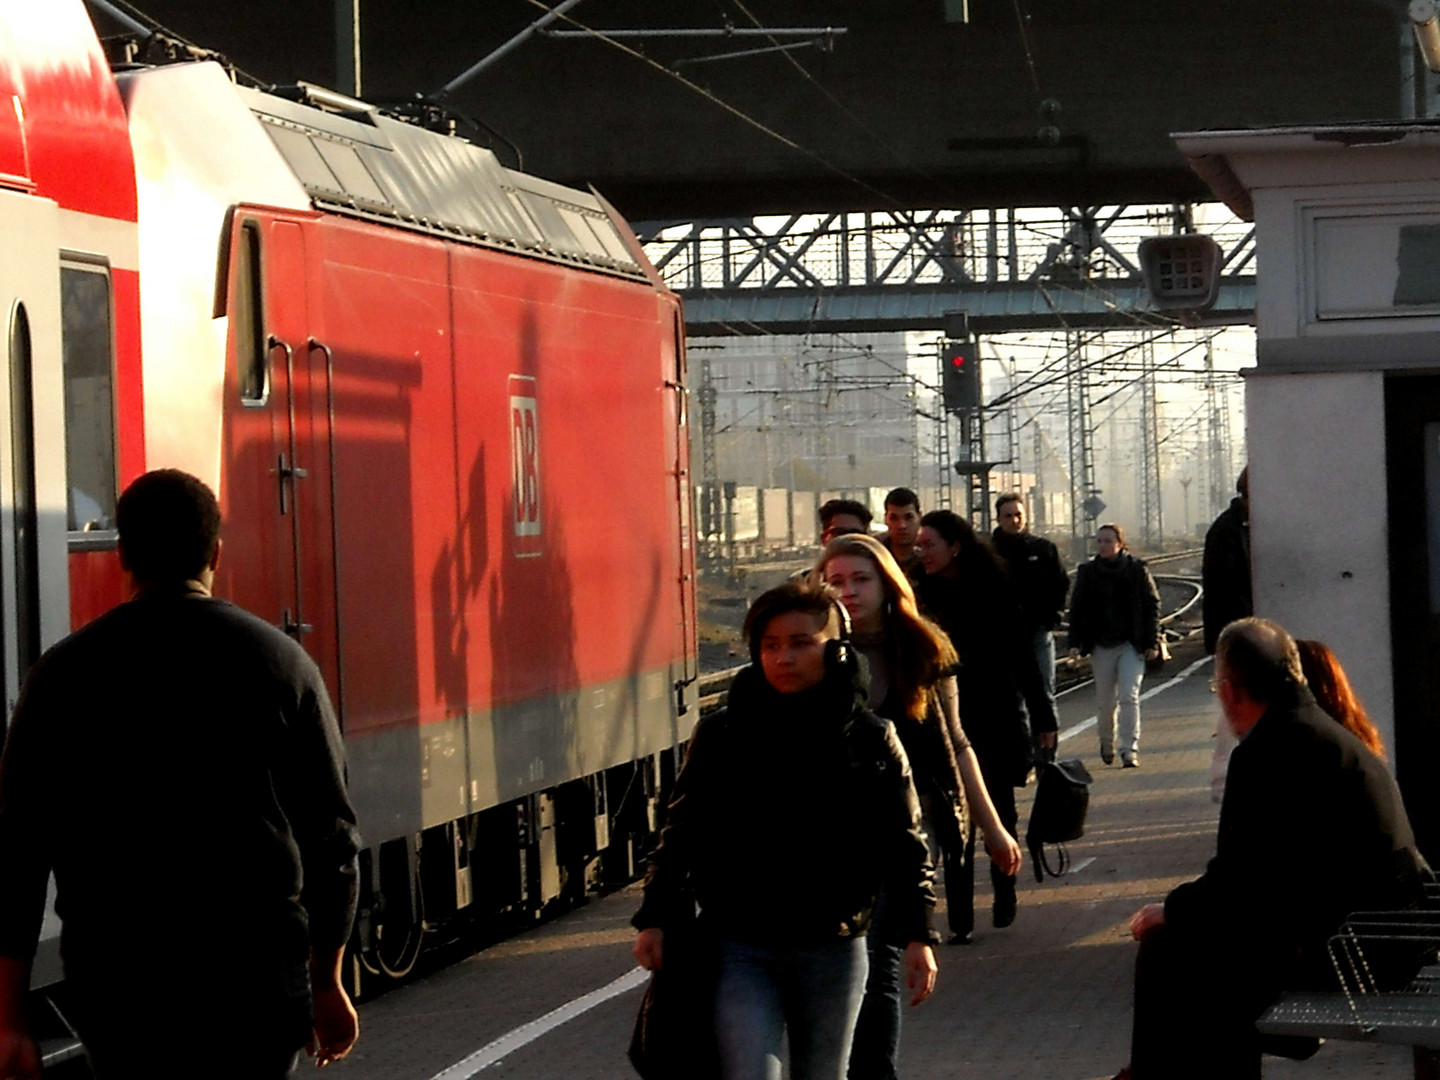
[235,222,267,404]
[8,302,38,677]
[60,264,117,534]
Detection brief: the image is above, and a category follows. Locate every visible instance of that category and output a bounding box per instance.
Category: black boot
[992,867,1018,929]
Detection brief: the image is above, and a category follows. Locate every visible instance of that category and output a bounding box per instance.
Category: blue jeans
[1024,629,1059,764]
[1092,643,1146,757]
[1032,628,1057,711]
[848,936,904,1080]
[715,936,868,1080]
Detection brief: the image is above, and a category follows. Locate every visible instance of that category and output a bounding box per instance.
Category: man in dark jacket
[1202,467,1251,655]
[992,493,1069,758]
[1119,618,1429,1080]
[1203,467,1252,801]
[879,487,923,579]
[0,470,361,1079]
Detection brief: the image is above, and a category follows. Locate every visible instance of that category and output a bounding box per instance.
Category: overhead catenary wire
[519,0,911,211]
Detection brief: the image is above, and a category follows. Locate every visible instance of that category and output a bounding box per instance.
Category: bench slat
[1259,993,1440,1050]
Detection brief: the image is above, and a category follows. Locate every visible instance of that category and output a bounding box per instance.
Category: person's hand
[1035,731,1057,751]
[1129,903,1165,942]
[633,928,665,971]
[307,984,359,1068]
[904,942,937,1006]
[0,1022,41,1080]
[984,826,1023,878]
[1144,647,1160,661]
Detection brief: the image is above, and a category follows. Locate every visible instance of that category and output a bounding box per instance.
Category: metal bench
[1257,884,1440,1079]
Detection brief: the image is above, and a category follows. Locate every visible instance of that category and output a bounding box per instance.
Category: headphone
[747,594,857,678]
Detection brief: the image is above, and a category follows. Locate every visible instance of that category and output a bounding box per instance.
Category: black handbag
[628,914,721,1080]
[1026,757,1093,882]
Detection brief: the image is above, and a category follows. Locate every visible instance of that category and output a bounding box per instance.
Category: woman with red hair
[1295,639,1387,760]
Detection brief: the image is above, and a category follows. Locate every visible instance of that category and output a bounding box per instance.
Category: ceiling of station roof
[94,1,1406,221]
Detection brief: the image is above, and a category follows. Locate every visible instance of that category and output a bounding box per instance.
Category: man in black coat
[0,471,361,1079]
[1203,468,1252,800]
[1119,618,1428,1080]
[991,493,1069,760]
[1201,467,1252,655]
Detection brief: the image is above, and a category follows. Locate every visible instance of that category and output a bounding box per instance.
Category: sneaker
[1122,754,1139,768]
[1100,746,1115,765]
[947,931,974,945]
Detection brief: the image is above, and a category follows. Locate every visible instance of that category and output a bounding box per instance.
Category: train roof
[0,1,136,221]
[239,82,648,281]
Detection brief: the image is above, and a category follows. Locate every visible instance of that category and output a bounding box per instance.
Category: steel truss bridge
[638,204,1256,336]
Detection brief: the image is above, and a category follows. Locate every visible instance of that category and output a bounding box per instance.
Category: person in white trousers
[1066,524,1161,768]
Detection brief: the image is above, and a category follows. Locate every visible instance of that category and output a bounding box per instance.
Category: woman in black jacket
[632,582,938,1080]
[1066,522,1161,768]
[816,533,1020,1080]
[912,509,1056,936]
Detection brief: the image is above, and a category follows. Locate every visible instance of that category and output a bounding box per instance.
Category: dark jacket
[0,588,359,1014]
[915,566,1056,785]
[1067,552,1161,656]
[1202,497,1252,654]
[991,529,1070,632]
[1165,689,1429,989]
[632,664,938,948]
[852,635,970,845]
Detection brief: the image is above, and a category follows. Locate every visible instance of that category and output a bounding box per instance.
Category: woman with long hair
[632,580,939,1080]
[1296,639,1387,759]
[815,533,1020,1080]
[912,509,1055,938]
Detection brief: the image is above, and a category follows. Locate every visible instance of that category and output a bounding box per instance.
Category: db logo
[508,375,542,555]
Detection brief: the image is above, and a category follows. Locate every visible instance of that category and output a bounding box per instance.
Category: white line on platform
[1056,654,1212,744]
[429,966,648,1079]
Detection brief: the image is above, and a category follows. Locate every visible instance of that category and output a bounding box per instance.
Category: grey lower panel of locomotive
[346,660,695,850]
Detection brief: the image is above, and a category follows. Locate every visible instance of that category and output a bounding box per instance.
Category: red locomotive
[1,0,697,994]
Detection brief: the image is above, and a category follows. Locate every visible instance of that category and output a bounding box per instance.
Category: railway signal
[941,337,981,412]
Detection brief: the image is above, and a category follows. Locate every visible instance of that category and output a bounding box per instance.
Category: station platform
[331,636,1417,1080]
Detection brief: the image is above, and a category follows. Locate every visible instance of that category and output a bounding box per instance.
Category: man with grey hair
[1115,617,1428,1080]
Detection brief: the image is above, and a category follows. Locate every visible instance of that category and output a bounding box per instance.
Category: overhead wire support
[674,41,825,68]
[519,0,907,210]
[86,0,148,35]
[433,0,588,98]
[540,26,847,39]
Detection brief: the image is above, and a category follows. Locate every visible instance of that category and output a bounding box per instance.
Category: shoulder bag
[628,908,720,1080]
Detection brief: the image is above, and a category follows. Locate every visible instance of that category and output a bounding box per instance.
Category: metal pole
[86,0,150,36]
[335,0,361,96]
[1402,14,1419,120]
[541,26,847,39]
[434,0,587,98]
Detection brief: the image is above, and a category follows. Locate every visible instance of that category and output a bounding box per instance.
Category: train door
[1385,373,1440,867]
[219,213,340,696]
[0,190,67,721]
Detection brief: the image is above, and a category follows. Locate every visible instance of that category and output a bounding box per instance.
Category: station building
[1176,123,1440,862]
